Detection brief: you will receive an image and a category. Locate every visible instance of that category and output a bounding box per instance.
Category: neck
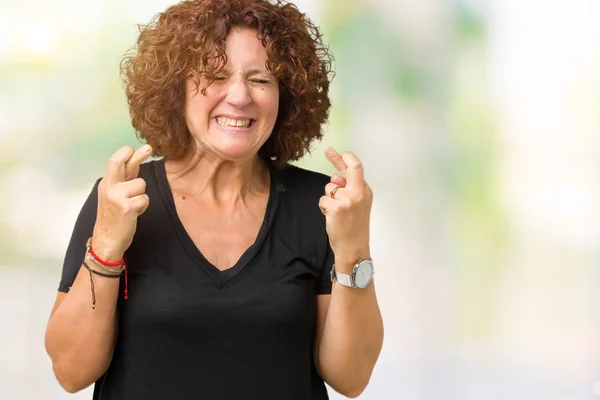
[164,146,269,204]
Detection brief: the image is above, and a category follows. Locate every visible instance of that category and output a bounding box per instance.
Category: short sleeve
[317,237,334,295]
[58,178,101,293]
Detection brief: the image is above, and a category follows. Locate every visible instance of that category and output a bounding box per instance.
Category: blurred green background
[1,0,600,399]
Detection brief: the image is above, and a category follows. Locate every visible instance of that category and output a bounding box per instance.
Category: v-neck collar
[153,158,281,289]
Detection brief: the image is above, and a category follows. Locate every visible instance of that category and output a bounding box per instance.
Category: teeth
[216,117,252,128]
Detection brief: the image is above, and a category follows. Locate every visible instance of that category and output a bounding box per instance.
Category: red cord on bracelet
[88,240,129,300]
[123,256,128,300]
[88,245,124,267]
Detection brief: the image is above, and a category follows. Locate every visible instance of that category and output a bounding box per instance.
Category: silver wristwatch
[330,259,374,289]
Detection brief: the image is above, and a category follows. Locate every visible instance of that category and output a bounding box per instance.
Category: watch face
[355,260,374,288]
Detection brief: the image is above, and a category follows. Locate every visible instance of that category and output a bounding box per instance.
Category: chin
[203,131,269,162]
[212,142,261,161]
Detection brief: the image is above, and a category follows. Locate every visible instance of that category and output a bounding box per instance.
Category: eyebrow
[220,67,270,76]
[246,68,269,75]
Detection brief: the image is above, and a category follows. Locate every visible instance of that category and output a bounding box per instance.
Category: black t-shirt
[58,159,334,400]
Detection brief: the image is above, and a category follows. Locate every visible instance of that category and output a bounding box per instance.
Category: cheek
[186,93,216,123]
[257,90,280,122]
[268,101,279,122]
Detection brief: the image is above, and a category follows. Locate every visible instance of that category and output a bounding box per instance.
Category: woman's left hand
[319,148,373,266]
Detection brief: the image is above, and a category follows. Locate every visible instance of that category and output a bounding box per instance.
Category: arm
[45,262,120,393]
[314,262,383,398]
[45,145,152,393]
[314,149,384,397]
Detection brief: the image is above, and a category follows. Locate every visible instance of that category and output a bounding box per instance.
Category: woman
[44,0,383,399]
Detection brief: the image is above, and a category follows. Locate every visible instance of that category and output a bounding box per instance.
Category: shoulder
[138,157,163,183]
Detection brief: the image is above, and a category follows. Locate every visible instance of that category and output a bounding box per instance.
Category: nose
[225,78,252,108]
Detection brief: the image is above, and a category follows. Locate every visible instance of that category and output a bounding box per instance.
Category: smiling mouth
[215,116,255,128]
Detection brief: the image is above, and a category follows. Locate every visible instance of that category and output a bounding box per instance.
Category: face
[184,27,279,162]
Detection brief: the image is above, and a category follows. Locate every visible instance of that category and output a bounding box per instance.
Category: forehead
[223,27,269,71]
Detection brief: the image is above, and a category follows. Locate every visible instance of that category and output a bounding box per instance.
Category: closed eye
[250,79,270,84]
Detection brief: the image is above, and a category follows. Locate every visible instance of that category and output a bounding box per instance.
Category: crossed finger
[125,144,153,180]
[325,148,347,179]
[106,146,135,184]
[330,173,346,188]
[325,148,365,189]
[106,144,152,184]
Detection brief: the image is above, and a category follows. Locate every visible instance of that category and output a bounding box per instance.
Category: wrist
[89,237,124,263]
[331,258,375,289]
[334,253,371,274]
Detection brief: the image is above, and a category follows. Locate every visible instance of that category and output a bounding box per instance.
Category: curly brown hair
[120,0,334,168]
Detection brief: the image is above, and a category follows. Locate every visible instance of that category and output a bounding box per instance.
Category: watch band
[330,264,355,288]
[332,266,354,287]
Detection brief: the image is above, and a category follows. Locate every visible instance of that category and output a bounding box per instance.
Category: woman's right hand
[91,144,153,261]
